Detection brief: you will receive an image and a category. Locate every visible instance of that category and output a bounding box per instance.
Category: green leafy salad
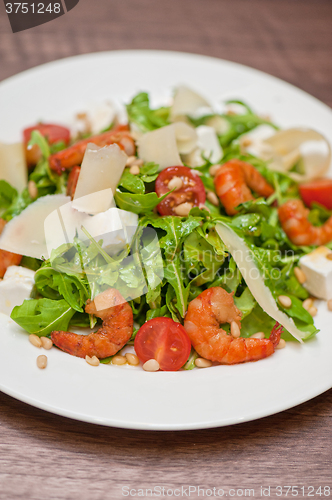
[1,85,329,370]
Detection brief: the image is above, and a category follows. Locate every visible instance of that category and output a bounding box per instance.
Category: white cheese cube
[0,266,35,316]
[299,246,332,300]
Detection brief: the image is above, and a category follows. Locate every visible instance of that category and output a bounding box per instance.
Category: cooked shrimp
[214,159,274,215]
[66,165,81,199]
[51,288,133,359]
[184,287,282,364]
[49,125,136,174]
[279,198,332,246]
[0,218,22,278]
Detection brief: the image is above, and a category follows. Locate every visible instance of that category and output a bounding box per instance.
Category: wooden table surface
[0,1,331,499]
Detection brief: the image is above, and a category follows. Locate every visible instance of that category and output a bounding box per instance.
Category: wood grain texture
[0,1,332,499]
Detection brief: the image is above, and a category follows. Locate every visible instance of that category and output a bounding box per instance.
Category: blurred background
[0,0,331,106]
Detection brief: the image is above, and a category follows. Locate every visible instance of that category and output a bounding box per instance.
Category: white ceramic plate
[1,51,332,430]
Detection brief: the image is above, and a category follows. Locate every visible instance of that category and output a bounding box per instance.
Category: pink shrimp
[51,288,133,359]
[278,198,332,246]
[0,218,22,278]
[184,287,282,364]
[214,159,274,215]
[49,125,136,175]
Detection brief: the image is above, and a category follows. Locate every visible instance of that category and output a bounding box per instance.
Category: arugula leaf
[115,190,170,214]
[11,298,75,337]
[126,92,170,132]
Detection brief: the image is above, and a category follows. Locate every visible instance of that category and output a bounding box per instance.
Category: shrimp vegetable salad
[0,86,331,371]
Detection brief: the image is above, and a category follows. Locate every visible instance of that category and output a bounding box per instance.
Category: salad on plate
[0,85,331,372]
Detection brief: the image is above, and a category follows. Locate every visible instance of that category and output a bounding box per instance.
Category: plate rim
[1,49,332,431]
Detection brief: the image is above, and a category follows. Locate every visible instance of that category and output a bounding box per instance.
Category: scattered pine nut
[129,165,140,175]
[143,359,160,372]
[28,180,38,199]
[168,176,183,190]
[278,295,292,308]
[112,355,127,366]
[173,202,193,216]
[40,337,53,350]
[195,358,212,368]
[125,353,140,366]
[241,138,252,148]
[85,355,100,367]
[126,155,137,167]
[276,339,286,350]
[327,299,332,311]
[29,334,42,348]
[294,267,306,284]
[36,355,47,369]
[207,191,219,206]
[326,253,332,261]
[250,332,265,339]
[200,204,211,212]
[303,298,313,311]
[209,164,221,176]
[230,321,241,338]
[308,306,318,317]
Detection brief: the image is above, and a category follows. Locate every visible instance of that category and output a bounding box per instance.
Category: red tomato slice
[299,179,332,210]
[134,317,192,371]
[155,166,206,216]
[23,123,71,167]
[23,124,71,145]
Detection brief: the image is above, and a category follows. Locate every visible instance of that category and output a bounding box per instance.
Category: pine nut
[85,355,100,366]
[308,306,317,317]
[209,164,221,176]
[173,202,193,216]
[112,355,127,366]
[303,298,313,311]
[195,358,212,368]
[326,253,332,261]
[328,299,332,311]
[126,155,137,166]
[278,295,292,308]
[200,204,211,212]
[230,321,241,338]
[28,180,38,199]
[36,355,47,369]
[29,334,42,348]
[294,267,306,284]
[207,191,219,206]
[276,339,286,350]
[250,332,265,339]
[241,138,252,147]
[125,353,140,366]
[40,337,53,350]
[129,165,140,175]
[143,359,160,372]
[168,176,183,190]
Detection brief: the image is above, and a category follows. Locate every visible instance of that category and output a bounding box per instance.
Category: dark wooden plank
[0,389,331,500]
[0,1,332,498]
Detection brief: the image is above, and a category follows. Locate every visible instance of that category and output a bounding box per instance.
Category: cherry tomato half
[299,179,332,210]
[134,317,192,371]
[23,123,71,167]
[155,166,206,216]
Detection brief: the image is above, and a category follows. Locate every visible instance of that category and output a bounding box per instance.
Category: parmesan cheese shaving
[137,125,183,170]
[216,222,305,342]
[0,194,70,259]
[0,142,27,192]
[73,143,127,214]
[171,86,211,120]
